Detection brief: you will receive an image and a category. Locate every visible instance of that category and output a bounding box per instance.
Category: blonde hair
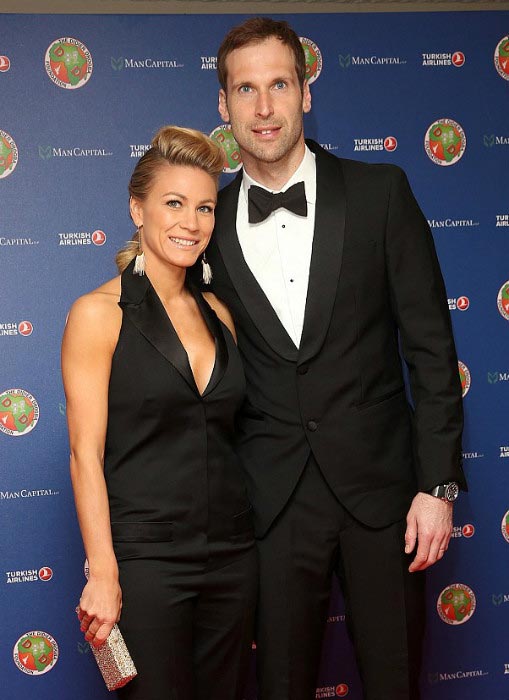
[116,125,224,273]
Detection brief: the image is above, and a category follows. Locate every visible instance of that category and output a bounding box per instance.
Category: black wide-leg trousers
[256,458,426,700]
[115,537,257,700]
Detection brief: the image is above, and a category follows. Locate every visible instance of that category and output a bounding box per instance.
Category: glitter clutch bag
[90,623,138,691]
[76,609,137,691]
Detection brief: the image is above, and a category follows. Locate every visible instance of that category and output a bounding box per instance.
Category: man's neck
[242,140,306,192]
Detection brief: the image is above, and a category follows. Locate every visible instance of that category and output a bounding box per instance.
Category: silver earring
[133,226,145,276]
[201,253,212,285]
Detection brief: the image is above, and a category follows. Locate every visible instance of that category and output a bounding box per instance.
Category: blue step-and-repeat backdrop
[1,10,508,700]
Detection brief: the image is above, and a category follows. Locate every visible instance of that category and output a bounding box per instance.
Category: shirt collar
[241,145,316,206]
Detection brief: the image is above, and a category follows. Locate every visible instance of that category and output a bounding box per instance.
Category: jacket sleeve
[384,165,466,491]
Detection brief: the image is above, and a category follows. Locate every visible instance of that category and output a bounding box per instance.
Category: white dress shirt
[236,146,316,348]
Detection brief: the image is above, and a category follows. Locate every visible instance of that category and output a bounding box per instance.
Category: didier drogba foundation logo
[300,37,323,84]
[458,361,471,398]
[0,130,18,179]
[437,584,476,625]
[209,125,242,174]
[494,36,509,81]
[13,631,58,675]
[0,389,40,436]
[497,281,509,320]
[45,38,93,89]
[425,118,466,166]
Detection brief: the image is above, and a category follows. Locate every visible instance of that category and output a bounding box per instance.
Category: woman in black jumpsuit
[62,126,256,700]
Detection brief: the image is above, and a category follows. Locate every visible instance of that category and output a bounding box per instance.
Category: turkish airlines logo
[384,136,397,152]
[0,56,10,72]
[18,321,33,336]
[92,230,106,246]
[462,524,475,538]
[39,567,53,581]
[452,52,465,67]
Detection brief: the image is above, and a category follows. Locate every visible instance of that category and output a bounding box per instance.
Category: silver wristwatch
[429,482,459,503]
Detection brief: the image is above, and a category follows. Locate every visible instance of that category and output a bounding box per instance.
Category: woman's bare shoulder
[65,277,122,342]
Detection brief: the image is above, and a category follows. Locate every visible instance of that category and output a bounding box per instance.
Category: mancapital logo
[0,389,39,436]
[39,145,113,159]
[327,614,346,623]
[487,371,509,384]
[111,57,184,70]
[300,37,322,84]
[0,236,39,246]
[437,583,476,625]
[0,321,33,337]
[500,446,509,459]
[462,450,484,460]
[57,230,108,247]
[505,663,509,674]
[422,51,465,67]
[0,55,11,72]
[492,593,509,606]
[13,631,59,675]
[501,510,509,543]
[483,134,509,148]
[353,136,398,153]
[427,217,479,230]
[494,36,509,81]
[0,488,60,500]
[496,214,509,227]
[0,130,18,179]
[6,566,53,584]
[320,143,339,152]
[458,361,470,398]
[339,53,406,67]
[448,296,469,311]
[425,119,466,166]
[427,667,488,684]
[45,38,92,89]
[451,523,475,538]
[210,125,242,173]
[315,684,349,698]
[497,281,509,320]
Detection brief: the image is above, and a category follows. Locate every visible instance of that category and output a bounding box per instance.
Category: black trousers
[115,536,257,700]
[256,458,426,700]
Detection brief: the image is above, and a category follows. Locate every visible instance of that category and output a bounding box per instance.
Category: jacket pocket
[354,386,405,411]
[110,521,174,543]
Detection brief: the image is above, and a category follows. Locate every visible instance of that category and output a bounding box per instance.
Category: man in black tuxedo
[206,17,466,700]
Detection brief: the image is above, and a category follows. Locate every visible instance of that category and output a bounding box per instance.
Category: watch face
[445,482,459,502]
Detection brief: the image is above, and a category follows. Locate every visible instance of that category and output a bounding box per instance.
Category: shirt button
[297,365,308,375]
[307,420,318,432]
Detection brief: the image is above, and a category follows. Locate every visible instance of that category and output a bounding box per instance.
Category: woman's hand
[77,575,122,648]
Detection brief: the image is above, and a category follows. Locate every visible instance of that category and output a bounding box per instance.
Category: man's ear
[302,81,311,114]
[218,89,230,123]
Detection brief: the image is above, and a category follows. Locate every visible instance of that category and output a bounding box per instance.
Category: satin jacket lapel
[119,261,197,394]
[298,141,346,365]
[189,284,228,397]
[215,175,299,362]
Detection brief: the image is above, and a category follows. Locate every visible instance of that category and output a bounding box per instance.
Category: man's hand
[405,492,453,572]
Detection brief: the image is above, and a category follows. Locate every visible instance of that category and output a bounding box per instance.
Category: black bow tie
[247,181,307,224]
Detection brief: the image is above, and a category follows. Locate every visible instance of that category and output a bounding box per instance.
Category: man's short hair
[217,17,306,92]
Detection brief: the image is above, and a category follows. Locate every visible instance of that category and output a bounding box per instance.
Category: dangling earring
[133,225,145,276]
[201,252,212,285]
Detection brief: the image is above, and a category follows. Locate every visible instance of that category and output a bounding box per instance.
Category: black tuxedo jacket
[206,140,465,536]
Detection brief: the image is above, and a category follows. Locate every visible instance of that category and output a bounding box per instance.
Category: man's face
[218,37,311,173]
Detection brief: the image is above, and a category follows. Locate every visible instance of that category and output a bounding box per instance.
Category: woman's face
[131,163,217,272]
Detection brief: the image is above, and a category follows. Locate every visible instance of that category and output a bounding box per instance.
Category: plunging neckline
[119,260,229,400]
[152,281,218,398]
